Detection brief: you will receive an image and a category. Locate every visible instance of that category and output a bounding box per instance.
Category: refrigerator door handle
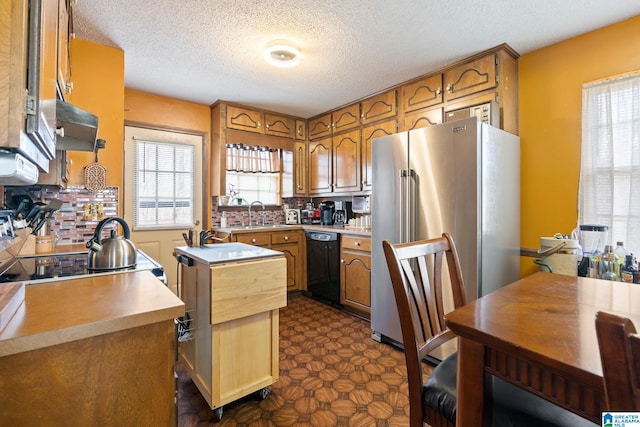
[409,169,418,242]
[400,169,410,242]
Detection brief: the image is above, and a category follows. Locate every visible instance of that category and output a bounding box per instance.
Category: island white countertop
[174,242,284,265]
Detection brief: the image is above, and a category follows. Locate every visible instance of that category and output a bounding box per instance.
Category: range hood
[55,99,99,152]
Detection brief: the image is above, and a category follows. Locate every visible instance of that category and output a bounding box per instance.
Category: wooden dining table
[446,271,640,426]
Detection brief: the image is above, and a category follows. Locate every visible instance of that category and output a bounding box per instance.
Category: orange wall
[67,39,124,190]
[518,15,640,276]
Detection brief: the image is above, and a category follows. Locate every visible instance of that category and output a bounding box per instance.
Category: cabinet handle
[297,125,303,136]
[257,121,261,128]
[446,84,452,92]
[436,88,442,95]
[355,242,361,246]
[251,238,257,243]
[341,259,345,263]
[284,236,289,241]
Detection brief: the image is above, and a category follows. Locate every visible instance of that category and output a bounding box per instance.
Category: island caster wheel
[213,406,223,422]
[257,387,270,400]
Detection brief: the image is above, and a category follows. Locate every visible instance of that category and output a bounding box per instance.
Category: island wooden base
[0,320,177,426]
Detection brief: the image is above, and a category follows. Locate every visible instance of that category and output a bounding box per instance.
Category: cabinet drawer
[271,231,299,244]
[235,233,270,246]
[342,235,371,252]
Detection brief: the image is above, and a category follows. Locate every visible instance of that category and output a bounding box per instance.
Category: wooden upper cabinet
[361,120,396,191]
[308,137,332,193]
[308,113,332,140]
[332,104,360,133]
[57,0,71,99]
[295,119,306,140]
[401,74,442,113]
[332,130,361,193]
[444,54,496,101]
[264,113,294,138]
[226,105,263,133]
[401,107,443,132]
[361,90,396,125]
[293,141,307,195]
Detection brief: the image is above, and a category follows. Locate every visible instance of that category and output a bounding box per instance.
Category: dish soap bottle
[220,211,227,228]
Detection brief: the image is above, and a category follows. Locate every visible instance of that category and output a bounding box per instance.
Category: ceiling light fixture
[264,42,301,67]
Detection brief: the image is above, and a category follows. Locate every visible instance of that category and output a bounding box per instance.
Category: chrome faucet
[248,201,265,226]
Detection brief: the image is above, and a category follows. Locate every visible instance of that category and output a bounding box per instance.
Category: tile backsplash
[5,185,119,245]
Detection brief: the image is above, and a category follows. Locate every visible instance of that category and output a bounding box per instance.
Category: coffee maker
[319,201,335,225]
[333,201,348,226]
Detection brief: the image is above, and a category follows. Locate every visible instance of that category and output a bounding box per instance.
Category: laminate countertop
[0,270,184,357]
[217,224,372,237]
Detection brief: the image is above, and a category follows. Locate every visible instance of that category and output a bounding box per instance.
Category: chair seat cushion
[423,353,599,427]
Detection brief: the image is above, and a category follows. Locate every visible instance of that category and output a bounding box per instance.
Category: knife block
[6,229,36,256]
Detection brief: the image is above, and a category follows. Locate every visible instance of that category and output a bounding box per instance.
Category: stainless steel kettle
[86,217,137,270]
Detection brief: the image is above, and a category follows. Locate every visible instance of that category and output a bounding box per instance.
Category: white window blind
[133,139,195,228]
[580,71,640,253]
[225,144,280,205]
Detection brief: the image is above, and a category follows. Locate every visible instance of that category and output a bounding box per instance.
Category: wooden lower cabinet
[0,321,177,426]
[340,234,371,318]
[234,229,305,291]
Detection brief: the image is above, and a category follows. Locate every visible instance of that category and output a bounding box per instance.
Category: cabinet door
[340,249,371,317]
[264,113,294,138]
[332,104,360,133]
[226,105,263,133]
[293,141,307,195]
[332,130,361,193]
[401,107,443,132]
[281,149,293,198]
[179,262,198,372]
[295,119,306,141]
[56,0,70,99]
[444,54,496,101]
[401,74,442,113]
[360,90,396,125]
[308,137,332,194]
[308,113,332,140]
[361,120,396,191]
[273,242,301,291]
[37,150,67,186]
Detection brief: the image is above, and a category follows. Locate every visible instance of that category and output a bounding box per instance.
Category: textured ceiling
[72,0,640,118]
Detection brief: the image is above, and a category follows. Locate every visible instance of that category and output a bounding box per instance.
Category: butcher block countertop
[0,270,184,357]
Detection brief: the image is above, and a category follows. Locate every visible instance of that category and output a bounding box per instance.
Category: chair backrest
[596,311,640,410]
[382,233,466,425]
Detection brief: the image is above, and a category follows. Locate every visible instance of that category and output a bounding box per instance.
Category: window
[133,139,195,228]
[225,144,281,205]
[580,72,640,253]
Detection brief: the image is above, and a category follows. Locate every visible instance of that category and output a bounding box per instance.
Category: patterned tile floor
[177,293,433,426]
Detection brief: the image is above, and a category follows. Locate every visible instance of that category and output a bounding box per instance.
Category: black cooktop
[0,250,164,284]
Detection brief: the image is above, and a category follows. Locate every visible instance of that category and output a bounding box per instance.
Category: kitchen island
[0,270,184,426]
[174,242,286,420]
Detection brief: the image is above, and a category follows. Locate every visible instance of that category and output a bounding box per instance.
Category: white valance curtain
[226,144,280,173]
[580,71,640,252]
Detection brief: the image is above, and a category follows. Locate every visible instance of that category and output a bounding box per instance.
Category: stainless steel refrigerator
[371,117,520,348]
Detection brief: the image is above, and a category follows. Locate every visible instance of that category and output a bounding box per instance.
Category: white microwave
[352,196,370,214]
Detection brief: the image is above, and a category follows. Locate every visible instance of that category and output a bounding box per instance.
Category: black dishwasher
[306,231,341,306]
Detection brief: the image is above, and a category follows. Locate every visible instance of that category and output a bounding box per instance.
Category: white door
[123,126,204,294]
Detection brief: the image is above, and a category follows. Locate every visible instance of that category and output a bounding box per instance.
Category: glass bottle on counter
[601,248,619,281]
[614,241,628,277]
[621,254,638,283]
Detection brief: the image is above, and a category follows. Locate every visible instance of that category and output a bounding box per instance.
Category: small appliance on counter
[352,195,370,214]
[285,209,300,225]
[319,201,335,225]
[332,201,349,226]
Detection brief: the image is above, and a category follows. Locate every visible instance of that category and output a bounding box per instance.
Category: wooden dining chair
[384,234,600,427]
[595,311,640,410]
[383,233,465,427]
